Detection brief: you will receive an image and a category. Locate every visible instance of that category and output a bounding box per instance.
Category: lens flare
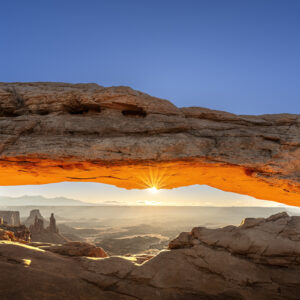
[148,186,158,193]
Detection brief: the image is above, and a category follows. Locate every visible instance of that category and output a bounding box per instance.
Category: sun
[138,167,169,191]
[148,186,159,194]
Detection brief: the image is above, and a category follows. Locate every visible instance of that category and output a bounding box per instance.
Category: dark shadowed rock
[48,213,58,233]
[0,224,30,242]
[0,224,31,242]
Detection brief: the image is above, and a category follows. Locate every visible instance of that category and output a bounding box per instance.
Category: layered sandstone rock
[0,241,121,300]
[0,224,30,242]
[5,225,31,242]
[0,229,17,241]
[169,212,300,267]
[0,82,299,205]
[45,241,108,258]
[1,213,300,299]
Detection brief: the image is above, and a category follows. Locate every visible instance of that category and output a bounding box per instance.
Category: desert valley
[1,1,300,298]
[3,201,300,256]
[1,203,300,299]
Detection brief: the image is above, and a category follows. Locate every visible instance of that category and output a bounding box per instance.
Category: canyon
[1,212,300,300]
[0,82,299,206]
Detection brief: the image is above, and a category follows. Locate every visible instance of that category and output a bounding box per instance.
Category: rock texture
[0,224,30,242]
[1,212,300,299]
[0,224,31,242]
[0,82,299,205]
[45,241,108,258]
[0,229,18,241]
[0,241,124,300]
[169,212,300,266]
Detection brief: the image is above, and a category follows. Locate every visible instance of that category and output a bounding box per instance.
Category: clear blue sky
[0,1,299,206]
[1,0,299,114]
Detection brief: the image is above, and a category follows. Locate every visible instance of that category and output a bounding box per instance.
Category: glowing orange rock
[0,82,299,206]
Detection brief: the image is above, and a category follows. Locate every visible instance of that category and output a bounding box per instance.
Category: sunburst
[138,167,169,191]
[148,186,158,193]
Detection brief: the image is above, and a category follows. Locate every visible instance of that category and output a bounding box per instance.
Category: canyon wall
[0,82,299,205]
[0,211,20,226]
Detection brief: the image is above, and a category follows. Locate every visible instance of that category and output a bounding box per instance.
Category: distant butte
[0,82,299,205]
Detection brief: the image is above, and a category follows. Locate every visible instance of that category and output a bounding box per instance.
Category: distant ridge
[0,195,95,206]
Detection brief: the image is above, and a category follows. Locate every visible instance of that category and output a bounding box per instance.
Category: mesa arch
[0,82,299,206]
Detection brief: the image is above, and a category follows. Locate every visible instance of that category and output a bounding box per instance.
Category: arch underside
[0,157,299,207]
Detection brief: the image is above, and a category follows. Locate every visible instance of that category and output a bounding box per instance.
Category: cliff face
[0,82,299,205]
[24,209,46,227]
[0,211,20,226]
[1,212,300,300]
[28,210,67,244]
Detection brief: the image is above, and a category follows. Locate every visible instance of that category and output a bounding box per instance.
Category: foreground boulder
[1,212,300,299]
[169,211,300,267]
[44,241,108,258]
[0,241,122,300]
[0,82,299,205]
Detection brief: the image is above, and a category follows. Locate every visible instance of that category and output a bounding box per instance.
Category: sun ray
[138,166,170,191]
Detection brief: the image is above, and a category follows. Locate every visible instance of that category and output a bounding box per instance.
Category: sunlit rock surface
[169,212,300,266]
[0,229,19,241]
[1,213,300,299]
[44,241,108,257]
[0,225,31,242]
[0,82,299,205]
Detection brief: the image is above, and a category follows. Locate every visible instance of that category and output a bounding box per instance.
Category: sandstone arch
[0,82,299,206]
